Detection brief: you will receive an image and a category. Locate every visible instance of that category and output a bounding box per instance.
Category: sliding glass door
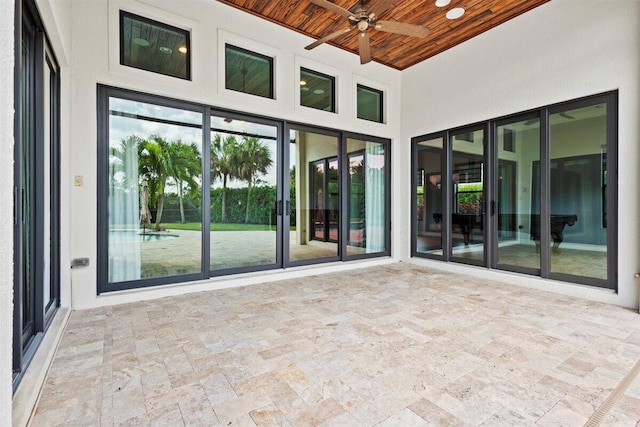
[100,90,205,291]
[412,91,617,290]
[210,114,280,273]
[450,127,487,265]
[493,115,541,273]
[14,0,60,386]
[287,128,340,264]
[99,88,391,290]
[548,101,612,283]
[345,136,389,257]
[413,136,444,257]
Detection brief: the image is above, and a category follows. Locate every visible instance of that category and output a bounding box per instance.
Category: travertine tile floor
[32,263,640,426]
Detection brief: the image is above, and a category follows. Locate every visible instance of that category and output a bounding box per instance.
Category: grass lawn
[160,222,282,231]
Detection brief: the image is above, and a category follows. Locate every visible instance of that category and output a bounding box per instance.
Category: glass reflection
[289,129,339,262]
[451,129,485,262]
[346,138,387,256]
[108,98,203,282]
[549,103,608,279]
[496,118,541,270]
[415,138,443,255]
[210,116,278,271]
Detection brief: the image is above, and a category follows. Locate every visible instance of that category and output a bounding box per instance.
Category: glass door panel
[210,116,278,272]
[549,103,608,280]
[346,138,387,256]
[288,129,339,263]
[415,137,444,256]
[107,98,203,282]
[495,118,541,271]
[451,129,486,263]
[19,20,36,350]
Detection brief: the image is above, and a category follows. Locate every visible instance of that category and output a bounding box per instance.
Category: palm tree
[167,141,201,223]
[211,134,239,223]
[236,137,273,223]
[139,135,173,226]
[109,135,143,193]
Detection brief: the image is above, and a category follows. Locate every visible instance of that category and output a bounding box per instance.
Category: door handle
[491,200,496,216]
[13,186,18,225]
[286,201,291,216]
[277,200,283,216]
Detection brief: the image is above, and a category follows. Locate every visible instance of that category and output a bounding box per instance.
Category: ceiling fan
[305,0,429,64]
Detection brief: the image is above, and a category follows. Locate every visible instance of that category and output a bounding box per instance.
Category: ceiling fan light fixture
[313,89,325,95]
[446,7,465,19]
[435,0,451,7]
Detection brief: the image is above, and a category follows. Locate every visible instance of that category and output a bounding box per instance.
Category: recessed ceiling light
[301,87,310,92]
[132,37,150,47]
[435,0,451,7]
[300,80,307,86]
[313,89,325,95]
[159,46,173,54]
[178,46,188,54]
[446,7,465,19]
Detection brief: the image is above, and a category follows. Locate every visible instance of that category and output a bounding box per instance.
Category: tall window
[412,92,617,290]
[225,44,274,98]
[300,67,335,112]
[120,11,191,80]
[356,84,383,123]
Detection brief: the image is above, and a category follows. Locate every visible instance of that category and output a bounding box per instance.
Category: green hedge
[158,185,298,225]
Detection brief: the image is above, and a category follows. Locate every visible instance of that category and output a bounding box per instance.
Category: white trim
[12,309,71,427]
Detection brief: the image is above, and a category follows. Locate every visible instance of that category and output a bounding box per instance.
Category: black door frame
[13,0,61,390]
[412,91,618,290]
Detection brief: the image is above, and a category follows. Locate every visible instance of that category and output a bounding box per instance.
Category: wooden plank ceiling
[217,0,550,70]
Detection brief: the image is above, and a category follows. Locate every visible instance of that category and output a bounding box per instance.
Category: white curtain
[365,141,385,253]
[109,140,141,282]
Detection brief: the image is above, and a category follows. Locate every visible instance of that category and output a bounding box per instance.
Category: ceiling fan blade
[368,0,394,19]
[358,31,372,64]
[375,20,429,38]
[305,26,354,50]
[309,0,355,19]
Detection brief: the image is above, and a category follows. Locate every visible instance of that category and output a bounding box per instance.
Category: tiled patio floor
[31,263,640,426]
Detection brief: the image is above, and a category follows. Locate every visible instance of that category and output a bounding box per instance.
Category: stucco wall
[0,1,15,424]
[401,0,640,308]
[67,0,402,309]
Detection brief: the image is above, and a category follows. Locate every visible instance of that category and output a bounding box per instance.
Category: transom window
[225,44,274,99]
[120,11,191,80]
[300,67,335,112]
[357,84,383,123]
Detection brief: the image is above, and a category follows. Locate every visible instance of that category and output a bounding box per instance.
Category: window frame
[224,43,274,99]
[119,10,192,80]
[356,84,384,123]
[299,67,336,113]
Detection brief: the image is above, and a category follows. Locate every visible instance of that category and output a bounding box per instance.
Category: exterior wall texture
[1,1,15,424]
